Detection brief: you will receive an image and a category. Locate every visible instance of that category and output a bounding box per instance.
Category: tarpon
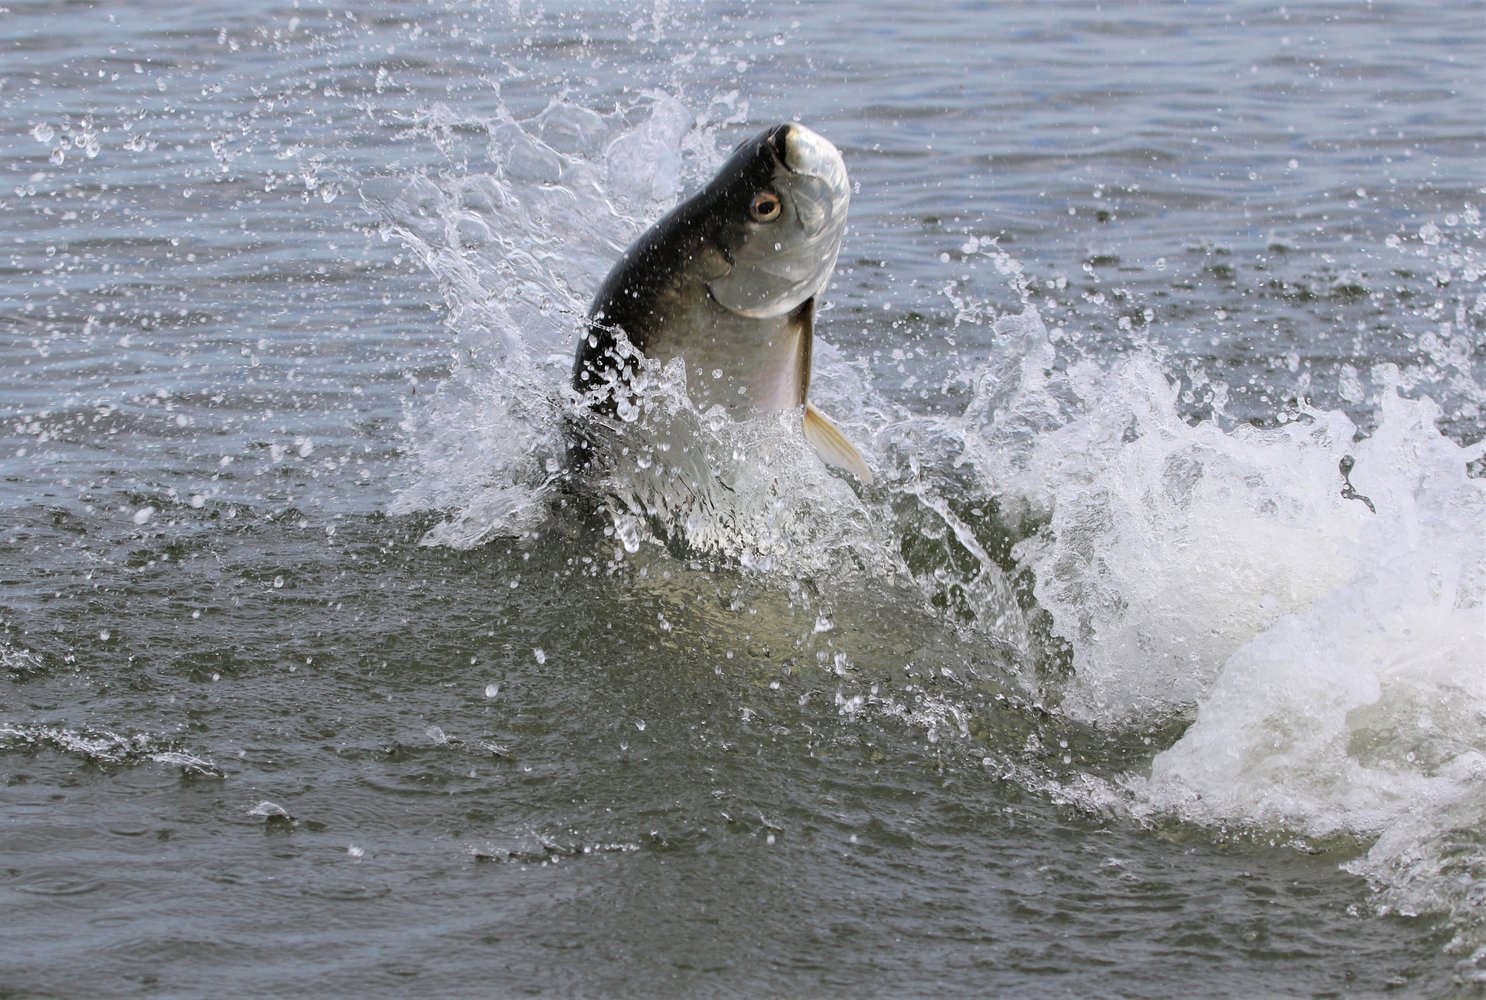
[572,122,872,483]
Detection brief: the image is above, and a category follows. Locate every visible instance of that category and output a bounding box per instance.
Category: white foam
[1122,387,1485,955]
[957,305,1485,958]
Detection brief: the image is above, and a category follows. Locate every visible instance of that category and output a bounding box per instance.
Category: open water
[2,1,1484,996]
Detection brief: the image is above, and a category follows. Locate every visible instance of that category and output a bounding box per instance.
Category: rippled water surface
[3,1,1484,996]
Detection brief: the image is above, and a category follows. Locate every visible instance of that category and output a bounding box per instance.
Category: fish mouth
[770,123,849,189]
[769,124,794,168]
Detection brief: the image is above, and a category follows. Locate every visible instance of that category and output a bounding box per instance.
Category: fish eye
[749,190,781,223]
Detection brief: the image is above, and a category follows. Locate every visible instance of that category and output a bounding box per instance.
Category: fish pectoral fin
[803,402,874,485]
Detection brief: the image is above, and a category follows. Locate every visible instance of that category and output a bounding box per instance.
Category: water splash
[1,723,222,777]
[374,83,1485,963]
[375,93,748,547]
[374,91,1031,657]
[584,364,884,576]
[943,239,1486,967]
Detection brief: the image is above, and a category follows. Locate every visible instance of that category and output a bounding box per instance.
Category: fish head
[702,123,851,319]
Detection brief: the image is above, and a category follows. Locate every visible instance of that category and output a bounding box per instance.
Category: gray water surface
[2,1,1483,996]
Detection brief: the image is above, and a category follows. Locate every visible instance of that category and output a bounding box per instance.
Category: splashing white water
[376,87,1485,964]
[952,285,1485,969]
[1122,386,1484,969]
[378,94,732,547]
[374,92,1015,628]
[0,722,222,777]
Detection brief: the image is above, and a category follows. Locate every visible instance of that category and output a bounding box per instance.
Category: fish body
[572,122,870,482]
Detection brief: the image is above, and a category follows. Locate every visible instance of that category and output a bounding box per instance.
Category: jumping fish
[572,122,872,483]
